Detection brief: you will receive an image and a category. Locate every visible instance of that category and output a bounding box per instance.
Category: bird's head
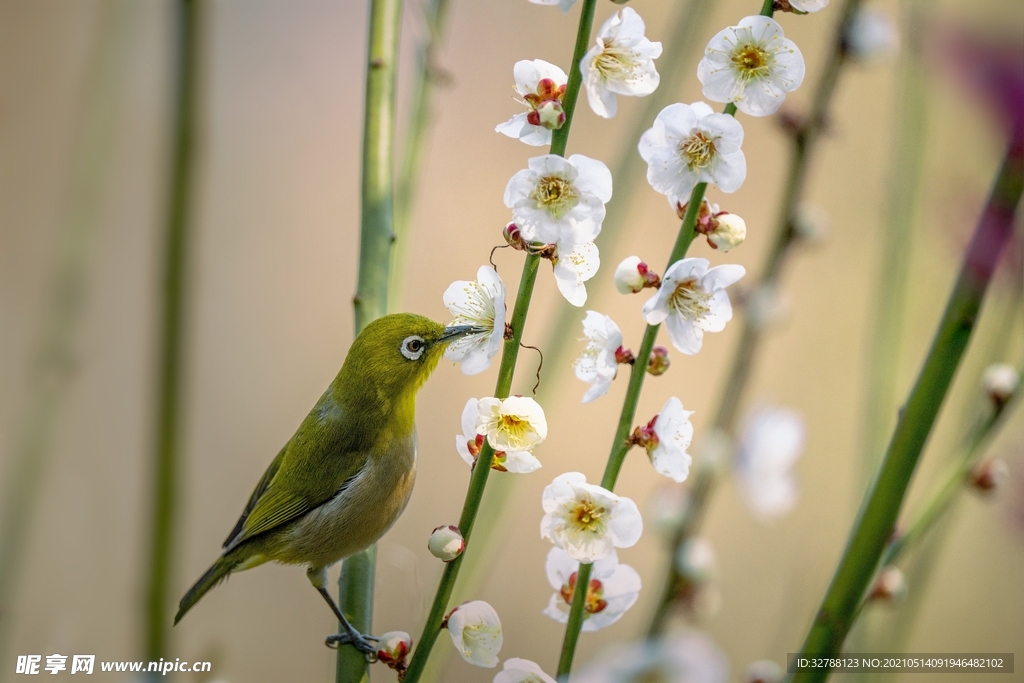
[338,313,483,414]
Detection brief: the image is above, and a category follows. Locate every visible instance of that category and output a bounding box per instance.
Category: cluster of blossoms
[427,0,836,678]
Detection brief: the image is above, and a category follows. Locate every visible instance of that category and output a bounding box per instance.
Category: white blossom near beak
[496,59,568,146]
[574,311,623,403]
[639,102,747,211]
[445,601,503,668]
[493,658,558,683]
[697,15,805,117]
[444,266,507,375]
[543,547,641,631]
[456,398,542,473]
[540,472,643,562]
[581,8,662,119]
[735,407,804,518]
[643,258,745,355]
[477,396,548,453]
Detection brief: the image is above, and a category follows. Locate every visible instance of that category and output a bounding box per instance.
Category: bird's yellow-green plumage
[174,313,475,627]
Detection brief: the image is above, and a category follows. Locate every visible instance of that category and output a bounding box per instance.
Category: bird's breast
[275,431,417,568]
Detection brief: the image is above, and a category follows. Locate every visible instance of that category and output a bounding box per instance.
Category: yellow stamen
[530,175,578,219]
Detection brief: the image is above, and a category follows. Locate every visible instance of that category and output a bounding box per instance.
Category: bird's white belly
[279,435,417,569]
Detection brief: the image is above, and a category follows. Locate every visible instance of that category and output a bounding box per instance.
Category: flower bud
[647,346,671,376]
[534,99,565,130]
[969,458,1009,494]
[707,212,746,252]
[614,345,636,365]
[428,524,465,562]
[867,565,906,605]
[614,256,659,294]
[745,660,784,683]
[503,222,526,251]
[376,631,412,670]
[982,363,1018,407]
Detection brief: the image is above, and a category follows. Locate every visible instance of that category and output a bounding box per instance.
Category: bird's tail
[174,551,245,625]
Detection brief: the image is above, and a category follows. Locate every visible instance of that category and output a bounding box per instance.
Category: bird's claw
[325,632,379,662]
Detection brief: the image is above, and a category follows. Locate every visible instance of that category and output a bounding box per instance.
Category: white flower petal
[494,658,558,683]
[446,601,503,668]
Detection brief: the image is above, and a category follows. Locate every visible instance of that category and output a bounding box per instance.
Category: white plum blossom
[639,102,747,211]
[844,8,899,62]
[789,0,829,12]
[496,60,568,146]
[697,15,805,117]
[735,407,804,518]
[540,472,643,562]
[494,658,558,683]
[643,258,745,355]
[543,547,641,631]
[553,240,600,306]
[504,154,613,250]
[581,8,663,118]
[528,0,576,12]
[444,266,506,374]
[446,600,503,668]
[477,396,548,454]
[571,632,729,683]
[648,397,695,482]
[614,255,658,294]
[456,398,542,473]
[574,311,623,403]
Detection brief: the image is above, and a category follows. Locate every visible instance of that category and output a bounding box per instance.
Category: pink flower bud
[376,631,412,671]
[428,524,465,562]
[647,346,671,376]
[614,256,660,294]
[503,222,526,251]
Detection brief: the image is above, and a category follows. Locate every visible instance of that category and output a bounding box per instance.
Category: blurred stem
[337,0,403,679]
[0,5,126,679]
[791,142,1023,682]
[649,0,865,636]
[145,0,200,666]
[558,192,703,678]
[390,0,451,307]
[405,3,597,680]
[860,0,927,485]
[881,383,1020,570]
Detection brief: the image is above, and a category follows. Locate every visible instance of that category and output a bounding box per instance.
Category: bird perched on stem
[174,313,480,656]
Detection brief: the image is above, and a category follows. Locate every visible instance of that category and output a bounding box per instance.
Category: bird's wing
[223,445,286,548]
[222,396,368,552]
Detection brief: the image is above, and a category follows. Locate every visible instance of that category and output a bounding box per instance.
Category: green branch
[791,142,1023,682]
[337,0,404,680]
[144,0,201,665]
[648,0,866,636]
[403,2,599,680]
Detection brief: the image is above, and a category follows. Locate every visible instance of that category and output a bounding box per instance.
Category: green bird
[174,313,480,654]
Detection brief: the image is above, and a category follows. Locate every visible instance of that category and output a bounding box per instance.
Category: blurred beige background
[1,0,1022,681]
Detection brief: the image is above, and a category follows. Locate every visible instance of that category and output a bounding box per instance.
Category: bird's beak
[438,324,485,344]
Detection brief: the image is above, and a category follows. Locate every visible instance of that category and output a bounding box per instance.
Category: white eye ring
[401,335,426,360]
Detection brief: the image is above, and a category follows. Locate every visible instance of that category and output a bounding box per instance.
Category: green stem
[791,143,1023,682]
[549,0,597,158]
[390,0,451,307]
[405,3,598,679]
[337,0,403,679]
[649,0,864,636]
[402,257,541,683]
[557,187,704,678]
[144,0,200,666]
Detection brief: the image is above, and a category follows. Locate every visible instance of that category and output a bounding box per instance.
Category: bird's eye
[401,335,426,360]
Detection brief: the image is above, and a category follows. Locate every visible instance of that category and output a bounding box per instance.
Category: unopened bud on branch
[428,524,465,562]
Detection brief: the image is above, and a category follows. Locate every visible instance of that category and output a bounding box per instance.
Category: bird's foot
[325,631,379,661]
